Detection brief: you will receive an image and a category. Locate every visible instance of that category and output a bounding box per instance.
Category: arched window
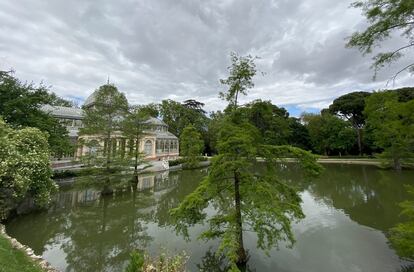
[144,140,153,156]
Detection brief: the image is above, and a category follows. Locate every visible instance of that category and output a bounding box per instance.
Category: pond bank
[0,225,58,272]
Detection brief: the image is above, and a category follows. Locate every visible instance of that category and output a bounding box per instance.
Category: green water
[5,164,414,272]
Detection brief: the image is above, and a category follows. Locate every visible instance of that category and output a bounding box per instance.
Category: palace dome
[83,90,98,107]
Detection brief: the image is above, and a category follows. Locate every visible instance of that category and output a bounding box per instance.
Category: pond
[5,164,414,272]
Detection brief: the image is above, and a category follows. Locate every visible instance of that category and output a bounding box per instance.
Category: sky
[0,0,412,116]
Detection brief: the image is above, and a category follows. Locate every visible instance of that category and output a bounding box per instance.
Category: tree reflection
[197,248,255,272]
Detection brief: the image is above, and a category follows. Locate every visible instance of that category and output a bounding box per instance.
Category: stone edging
[0,224,59,272]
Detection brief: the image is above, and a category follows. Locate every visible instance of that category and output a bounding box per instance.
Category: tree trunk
[106,136,111,172]
[356,128,362,156]
[234,171,247,267]
[393,157,402,171]
[134,138,139,172]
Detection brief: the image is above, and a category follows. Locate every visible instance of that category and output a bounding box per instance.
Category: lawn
[0,235,44,272]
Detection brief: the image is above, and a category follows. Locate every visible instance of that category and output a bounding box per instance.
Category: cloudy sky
[0,0,412,116]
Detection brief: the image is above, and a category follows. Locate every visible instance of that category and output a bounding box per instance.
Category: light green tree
[170,54,322,271]
[364,91,414,170]
[80,84,128,171]
[0,118,56,220]
[179,125,204,169]
[122,107,149,172]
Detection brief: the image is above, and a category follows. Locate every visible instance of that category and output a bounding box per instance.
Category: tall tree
[328,91,371,155]
[81,84,128,171]
[0,118,56,220]
[171,54,322,270]
[219,52,256,108]
[364,91,414,170]
[0,70,73,157]
[346,0,414,81]
[122,107,149,172]
[179,125,204,169]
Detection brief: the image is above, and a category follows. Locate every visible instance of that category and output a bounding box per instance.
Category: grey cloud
[0,0,411,113]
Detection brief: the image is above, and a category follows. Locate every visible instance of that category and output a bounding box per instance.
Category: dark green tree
[364,91,414,170]
[0,70,73,157]
[241,100,291,145]
[328,91,371,155]
[170,54,322,270]
[346,0,414,81]
[179,125,204,169]
[80,84,128,171]
[303,113,356,156]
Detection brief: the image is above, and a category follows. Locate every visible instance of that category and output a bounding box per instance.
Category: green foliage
[219,52,257,108]
[125,251,145,272]
[180,125,204,169]
[80,84,129,170]
[328,91,371,155]
[0,235,44,272]
[125,250,188,272]
[240,100,291,145]
[158,99,208,150]
[122,107,150,172]
[346,0,414,79]
[389,186,414,259]
[0,118,56,220]
[171,115,322,270]
[0,70,73,158]
[302,113,356,156]
[364,91,414,170]
[171,52,322,271]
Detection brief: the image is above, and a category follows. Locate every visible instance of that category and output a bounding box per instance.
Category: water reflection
[5,165,414,272]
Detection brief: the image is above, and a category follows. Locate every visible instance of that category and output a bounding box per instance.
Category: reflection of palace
[54,171,178,208]
[41,91,179,160]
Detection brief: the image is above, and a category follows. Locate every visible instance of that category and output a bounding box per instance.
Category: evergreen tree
[170,54,322,271]
[81,84,128,171]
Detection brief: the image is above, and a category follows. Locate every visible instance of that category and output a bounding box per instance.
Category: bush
[125,250,188,272]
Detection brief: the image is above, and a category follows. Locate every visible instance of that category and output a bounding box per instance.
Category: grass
[0,235,44,272]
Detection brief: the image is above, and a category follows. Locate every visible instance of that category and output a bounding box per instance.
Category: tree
[0,118,56,220]
[170,54,322,270]
[159,99,209,152]
[241,100,291,146]
[364,91,414,170]
[0,70,73,157]
[328,91,371,155]
[137,103,160,118]
[287,118,312,150]
[219,52,256,108]
[122,107,149,172]
[389,185,414,260]
[302,113,356,156]
[346,0,414,81]
[179,125,204,169]
[80,84,129,171]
